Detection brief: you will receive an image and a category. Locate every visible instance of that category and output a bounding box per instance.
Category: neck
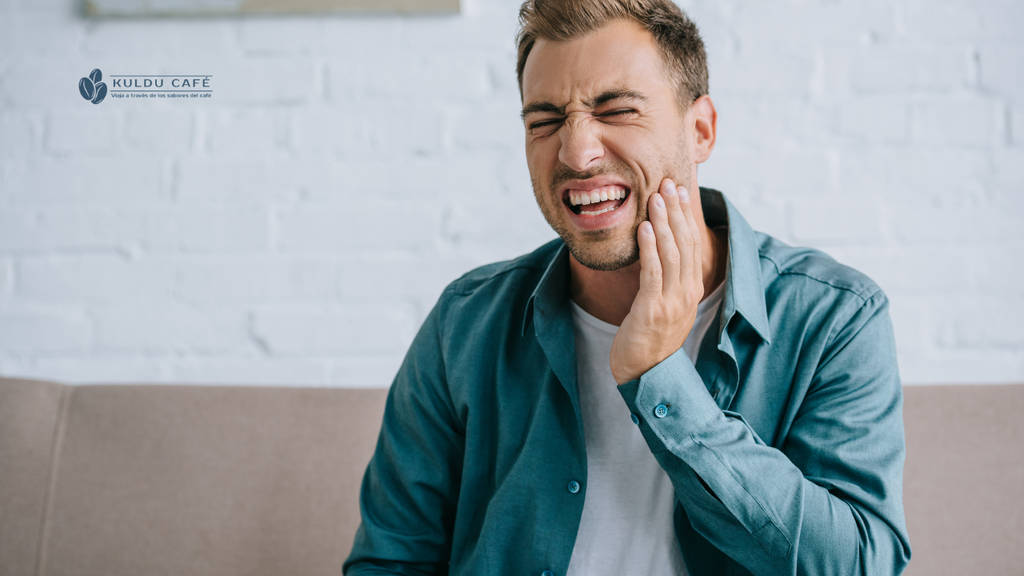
[569,216,728,327]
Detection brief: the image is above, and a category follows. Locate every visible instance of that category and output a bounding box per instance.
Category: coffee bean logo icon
[79,68,107,105]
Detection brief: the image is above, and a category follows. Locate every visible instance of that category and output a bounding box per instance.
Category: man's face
[521,18,691,271]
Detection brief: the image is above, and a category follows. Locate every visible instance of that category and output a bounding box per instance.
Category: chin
[564,233,640,272]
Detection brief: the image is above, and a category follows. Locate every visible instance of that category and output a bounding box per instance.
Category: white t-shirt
[566,279,726,576]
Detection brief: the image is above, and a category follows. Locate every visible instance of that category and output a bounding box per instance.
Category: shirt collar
[521,240,571,337]
[520,187,771,345]
[701,187,772,345]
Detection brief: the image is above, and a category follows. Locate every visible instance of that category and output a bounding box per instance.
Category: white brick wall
[0,0,1021,386]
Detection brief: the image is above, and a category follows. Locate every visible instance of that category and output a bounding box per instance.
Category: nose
[557,115,604,172]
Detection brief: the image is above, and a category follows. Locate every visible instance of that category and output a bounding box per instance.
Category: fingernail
[653,194,664,209]
[642,222,654,235]
[678,186,690,201]
[663,184,676,197]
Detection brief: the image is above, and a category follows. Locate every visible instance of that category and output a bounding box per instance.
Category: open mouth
[564,185,631,216]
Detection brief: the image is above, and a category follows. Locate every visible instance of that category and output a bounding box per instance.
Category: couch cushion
[902,384,1024,576]
[0,378,66,576]
[40,384,388,576]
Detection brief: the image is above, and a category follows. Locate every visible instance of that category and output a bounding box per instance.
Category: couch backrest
[2,378,1022,576]
[0,378,64,576]
[902,384,1024,576]
[0,378,388,576]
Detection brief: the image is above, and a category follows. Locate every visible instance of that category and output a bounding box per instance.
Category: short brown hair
[515,0,708,109]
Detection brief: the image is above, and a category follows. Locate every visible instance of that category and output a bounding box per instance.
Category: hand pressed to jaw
[661,180,704,299]
[609,177,705,385]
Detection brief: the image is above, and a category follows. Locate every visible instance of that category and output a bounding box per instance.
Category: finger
[637,221,662,296]
[660,182,693,287]
[648,183,680,293]
[677,186,704,291]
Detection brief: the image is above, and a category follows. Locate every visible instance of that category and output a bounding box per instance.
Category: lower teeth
[580,204,618,216]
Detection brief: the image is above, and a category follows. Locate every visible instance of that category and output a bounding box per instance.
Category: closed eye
[598,108,638,118]
[528,109,638,132]
[528,118,563,131]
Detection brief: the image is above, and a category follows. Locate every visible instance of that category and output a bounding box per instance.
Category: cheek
[604,127,659,163]
[603,130,660,186]
[525,140,559,182]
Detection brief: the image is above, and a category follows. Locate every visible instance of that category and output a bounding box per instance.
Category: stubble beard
[530,160,649,272]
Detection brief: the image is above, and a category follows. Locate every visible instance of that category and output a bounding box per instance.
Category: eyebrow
[520,89,649,120]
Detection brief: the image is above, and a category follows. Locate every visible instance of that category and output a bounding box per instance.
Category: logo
[79,68,108,105]
[77,69,213,103]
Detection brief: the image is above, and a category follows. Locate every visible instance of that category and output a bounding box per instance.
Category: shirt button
[654,404,668,418]
[542,571,554,576]
[630,413,640,425]
[567,480,580,494]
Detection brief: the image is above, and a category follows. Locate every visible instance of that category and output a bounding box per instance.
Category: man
[344,1,911,575]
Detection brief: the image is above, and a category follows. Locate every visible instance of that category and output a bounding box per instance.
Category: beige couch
[1,377,1022,576]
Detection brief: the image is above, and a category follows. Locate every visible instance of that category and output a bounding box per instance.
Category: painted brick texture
[0,0,1021,386]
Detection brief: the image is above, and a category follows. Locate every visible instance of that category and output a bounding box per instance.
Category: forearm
[619,348,910,576]
[651,408,903,575]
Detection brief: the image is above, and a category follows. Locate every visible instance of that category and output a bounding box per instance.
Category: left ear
[690,95,717,164]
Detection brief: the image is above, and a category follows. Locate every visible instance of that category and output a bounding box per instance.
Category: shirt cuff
[617,346,722,453]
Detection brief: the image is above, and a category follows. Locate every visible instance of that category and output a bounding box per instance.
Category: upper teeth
[568,186,627,206]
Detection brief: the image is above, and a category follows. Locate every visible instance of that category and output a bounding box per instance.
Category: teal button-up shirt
[344,188,911,576]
